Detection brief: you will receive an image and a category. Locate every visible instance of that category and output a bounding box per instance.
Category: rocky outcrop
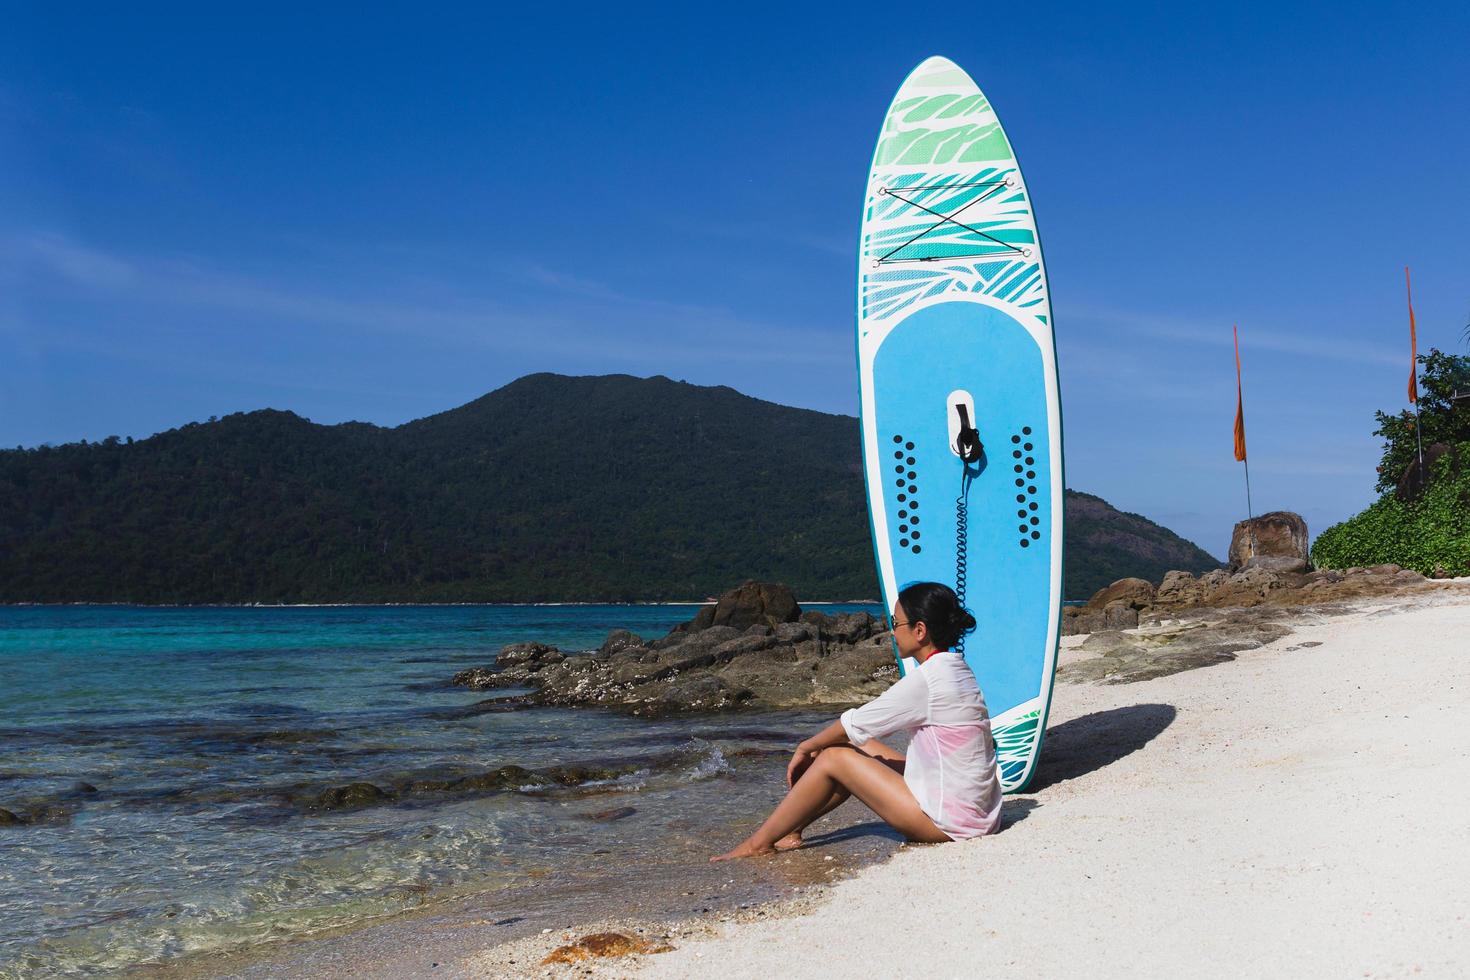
[1063,562,1462,637]
[452,583,894,715]
[673,581,801,634]
[1086,577,1156,610]
[305,760,661,813]
[453,610,893,715]
[1228,511,1310,572]
[1059,611,1293,685]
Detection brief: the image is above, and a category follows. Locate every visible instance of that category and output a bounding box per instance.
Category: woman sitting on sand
[712,582,1003,861]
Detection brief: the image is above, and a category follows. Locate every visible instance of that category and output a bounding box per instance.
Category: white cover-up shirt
[839,650,1003,839]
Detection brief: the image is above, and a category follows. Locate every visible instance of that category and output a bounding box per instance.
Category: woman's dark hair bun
[896,581,976,652]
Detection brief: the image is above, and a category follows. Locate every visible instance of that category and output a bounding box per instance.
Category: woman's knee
[814,747,863,779]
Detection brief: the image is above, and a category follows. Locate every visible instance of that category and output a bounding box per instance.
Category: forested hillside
[0,374,1219,602]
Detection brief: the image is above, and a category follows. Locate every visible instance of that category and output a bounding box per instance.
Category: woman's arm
[788,719,850,786]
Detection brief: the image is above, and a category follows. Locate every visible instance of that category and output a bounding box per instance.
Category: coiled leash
[952,405,984,655]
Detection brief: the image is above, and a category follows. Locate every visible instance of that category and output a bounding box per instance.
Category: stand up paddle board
[856,56,1063,793]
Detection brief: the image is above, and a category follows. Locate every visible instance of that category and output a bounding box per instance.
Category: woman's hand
[787,743,819,787]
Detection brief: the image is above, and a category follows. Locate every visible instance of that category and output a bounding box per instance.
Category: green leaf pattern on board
[992,707,1041,791]
[862,79,1045,324]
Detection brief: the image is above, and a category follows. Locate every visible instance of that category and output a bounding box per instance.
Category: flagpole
[1407,266,1425,471]
[1243,455,1254,523]
[1414,391,1425,471]
[1233,325,1256,561]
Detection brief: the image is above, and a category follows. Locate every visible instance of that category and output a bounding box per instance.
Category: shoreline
[32,585,1470,977]
[131,763,909,980]
[396,588,1464,978]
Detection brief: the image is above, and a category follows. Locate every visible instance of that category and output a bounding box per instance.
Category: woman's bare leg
[774,741,905,850]
[712,743,944,861]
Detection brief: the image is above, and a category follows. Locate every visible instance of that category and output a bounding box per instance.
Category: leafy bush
[1372,349,1470,493]
[1311,444,1470,574]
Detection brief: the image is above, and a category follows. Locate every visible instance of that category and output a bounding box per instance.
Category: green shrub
[1311,444,1470,574]
[1372,349,1470,493]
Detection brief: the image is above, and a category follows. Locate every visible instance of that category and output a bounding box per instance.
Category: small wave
[679,739,733,782]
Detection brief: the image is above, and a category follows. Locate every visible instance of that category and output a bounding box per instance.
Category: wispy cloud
[12,231,848,369]
[1065,302,1405,368]
[25,234,138,288]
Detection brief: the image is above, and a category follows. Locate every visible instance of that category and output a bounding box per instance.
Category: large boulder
[678,581,800,633]
[1154,570,1206,607]
[1228,512,1310,572]
[1086,577,1156,610]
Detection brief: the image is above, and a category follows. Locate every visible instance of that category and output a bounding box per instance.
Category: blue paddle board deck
[857,56,1063,792]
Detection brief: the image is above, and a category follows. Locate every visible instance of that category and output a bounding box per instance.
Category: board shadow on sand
[1027,703,1178,792]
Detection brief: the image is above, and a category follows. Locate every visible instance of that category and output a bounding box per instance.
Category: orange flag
[1233,325,1247,462]
[1406,266,1418,404]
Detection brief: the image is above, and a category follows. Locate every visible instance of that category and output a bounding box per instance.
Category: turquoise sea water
[0,604,878,977]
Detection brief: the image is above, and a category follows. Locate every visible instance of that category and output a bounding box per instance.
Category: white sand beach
[471,589,1470,978]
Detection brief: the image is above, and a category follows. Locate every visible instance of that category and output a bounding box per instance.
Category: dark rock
[710,633,779,658]
[1103,601,1139,630]
[1228,512,1309,572]
[824,611,877,644]
[465,601,896,715]
[651,623,741,652]
[23,804,72,826]
[657,674,749,711]
[315,782,389,810]
[1061,607,1106,636]
[72,781,99,795]
[542,764,637,787]
[496,642,560,668]
[775,621,816,644]
[582,806,637,822]
[679,581,800,633]
[451,666,508,691]
[405,779,454,793]
[0,808,22,826]
[596,629,645,660]
[684,605,717,632]
[449,766,545,792]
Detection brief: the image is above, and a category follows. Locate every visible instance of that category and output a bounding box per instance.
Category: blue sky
[3,2,1468,558]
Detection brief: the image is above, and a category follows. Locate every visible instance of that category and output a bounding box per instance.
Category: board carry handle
[953,403,984,463]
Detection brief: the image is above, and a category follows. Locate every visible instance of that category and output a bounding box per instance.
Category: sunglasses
[888,617,913,632]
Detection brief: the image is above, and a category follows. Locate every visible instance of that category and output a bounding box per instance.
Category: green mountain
[0,374,1218,603]
[1063,490,1221,596]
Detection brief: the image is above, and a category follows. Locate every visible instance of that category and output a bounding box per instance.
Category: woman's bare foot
[710,839,777,862]
[773,832,804,852]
